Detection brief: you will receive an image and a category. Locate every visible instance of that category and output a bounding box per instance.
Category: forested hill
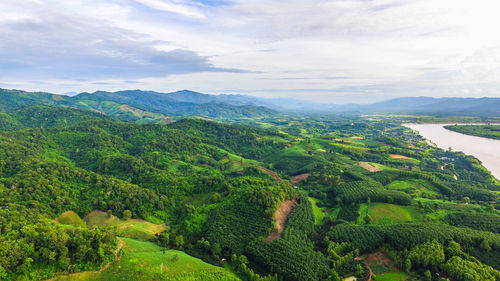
[1,100,500,281]
[0,89,277,121]
[0,108,297,280]
[0,104,113,131]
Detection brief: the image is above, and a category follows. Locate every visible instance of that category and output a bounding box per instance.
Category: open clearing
[389,154,410,159]
[290,173,311,185]
[359,162,381,172]
[84,210,167,241]
[385,178,439,196]
[56,211,86,228]
[50,238,239,281]
[366,203,423,224]
[356,251,406,281]
[266,200,296,242]
[373,271,407,281]
[308,197,325,225]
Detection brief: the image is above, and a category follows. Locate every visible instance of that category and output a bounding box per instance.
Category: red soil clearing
[389,154,409,159]
[266,200,297,242]
[290,173,310,185]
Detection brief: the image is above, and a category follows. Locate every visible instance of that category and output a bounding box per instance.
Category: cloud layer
[1,0,499,102]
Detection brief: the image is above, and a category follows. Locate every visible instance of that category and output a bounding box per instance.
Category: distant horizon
[3,87,500,105]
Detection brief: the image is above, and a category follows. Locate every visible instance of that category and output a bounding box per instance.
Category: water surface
[404,123,500,180]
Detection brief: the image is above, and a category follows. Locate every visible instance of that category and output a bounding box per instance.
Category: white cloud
[1,0,500,102]
[134,0,206,19]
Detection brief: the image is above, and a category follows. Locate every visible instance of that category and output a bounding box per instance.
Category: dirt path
[265,200,297,242]
[46,238,125,281]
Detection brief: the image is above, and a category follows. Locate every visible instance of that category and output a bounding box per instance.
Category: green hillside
[0,102,499,281]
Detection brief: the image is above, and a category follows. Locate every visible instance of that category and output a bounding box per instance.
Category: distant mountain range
[0,89,277,121]
[1,88,499,119]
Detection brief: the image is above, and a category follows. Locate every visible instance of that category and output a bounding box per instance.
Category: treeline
[0,204,116,280]
[445,125,500,140]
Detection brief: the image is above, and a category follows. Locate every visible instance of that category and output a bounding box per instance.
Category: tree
[171,254,178,262]
[424,270,432,281]
[364,215,371,224]
[157,232,170,248]
[211,243,222,257]
[480,239,491,252]
[405,258,412,273]
[106,210,112,218]
[463,196,470,204]
[174,235,184,249]
[123,210,132,220]
[356,264,364,278]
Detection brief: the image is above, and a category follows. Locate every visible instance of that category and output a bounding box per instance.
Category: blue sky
[1,0,499,103]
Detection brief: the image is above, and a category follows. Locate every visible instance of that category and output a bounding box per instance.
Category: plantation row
[326,223,500,267]
[246,195,331,281]
[446,212,500,233]
[333,180,412,205]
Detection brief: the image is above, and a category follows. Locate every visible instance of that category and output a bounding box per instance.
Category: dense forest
[0,96,499,281]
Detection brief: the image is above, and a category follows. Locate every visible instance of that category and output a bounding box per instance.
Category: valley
[0,90,499,281]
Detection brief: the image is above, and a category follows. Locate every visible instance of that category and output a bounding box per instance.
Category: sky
[1,0,500,103]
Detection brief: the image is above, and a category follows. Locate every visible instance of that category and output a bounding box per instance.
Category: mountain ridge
[1,88,499,117]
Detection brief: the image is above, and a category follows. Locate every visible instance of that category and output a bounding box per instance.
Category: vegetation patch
[373,271,406,281]
[367,203,423,224]
[56,210,86,228]
[52,238,239,281]
[308,197,325,225]
[84,210,167,241]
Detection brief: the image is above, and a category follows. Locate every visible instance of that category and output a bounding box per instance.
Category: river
[403,123,500,180]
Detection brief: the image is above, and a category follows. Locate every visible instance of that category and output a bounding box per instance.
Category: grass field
[308,197,325,225]
[84,211,167,241]
[56,211,86,228]
[385,178,439,197]
[52,238,240,281]
[219,151,263,173]
[373,271,407,281]
[365,203,423,224]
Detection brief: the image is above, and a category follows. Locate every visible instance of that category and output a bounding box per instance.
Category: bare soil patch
[265,200,297,242]
[358,162,381,172]
[290,173,310,185]
[389,154,410,159]
[355,251,399,281]
[351,136,365,140]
